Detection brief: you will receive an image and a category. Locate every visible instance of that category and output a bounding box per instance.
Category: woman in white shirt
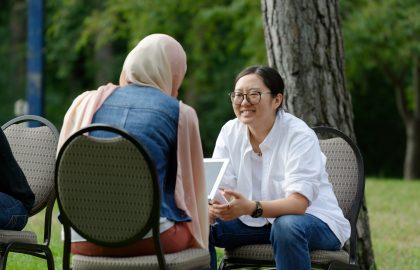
[208,65,350,270]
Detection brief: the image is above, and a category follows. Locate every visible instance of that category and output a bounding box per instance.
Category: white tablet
[204,158,229,203]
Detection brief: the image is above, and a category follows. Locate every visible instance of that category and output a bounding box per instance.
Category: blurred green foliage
[0,0,26,124]
[0,0,419,177]
[44,0,266,155]
[342,0,420,177]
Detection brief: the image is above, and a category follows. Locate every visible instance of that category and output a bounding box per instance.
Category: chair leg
[0,243,12,270]
[0,256,6,270]
[152,227,167,270]
[63,239,71,270]
[0,254,7,270]
[44,247,55,270]
[0,243,54,270]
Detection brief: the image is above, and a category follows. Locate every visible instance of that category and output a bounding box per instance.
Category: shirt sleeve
[282,132,322,204]
[212,125,237,190]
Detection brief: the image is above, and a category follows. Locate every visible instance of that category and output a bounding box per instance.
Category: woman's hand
[209,190,310,222]
[209,190,255,221]
[208,204,218,224]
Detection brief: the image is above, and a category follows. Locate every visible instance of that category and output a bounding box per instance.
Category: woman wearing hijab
[58,33,208,256]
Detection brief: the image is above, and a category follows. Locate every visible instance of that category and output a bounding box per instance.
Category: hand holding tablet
[212,188,229,204]
[204,158,229,205]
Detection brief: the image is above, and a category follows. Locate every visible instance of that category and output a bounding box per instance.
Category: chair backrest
[313,126,364,263]
[1,115,59,215]
[55,124,163,262]
[313,127,364,223]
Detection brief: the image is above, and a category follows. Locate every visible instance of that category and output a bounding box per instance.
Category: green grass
[4,178,420,269]
[364,178,420,270]
[4,203,63,270]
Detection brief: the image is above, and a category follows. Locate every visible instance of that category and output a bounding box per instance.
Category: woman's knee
[0,194,29,230]
[270,215,306,243]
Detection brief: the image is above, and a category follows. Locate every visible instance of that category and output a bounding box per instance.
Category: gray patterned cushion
[58,133,211,269]
[0,230,37,244]
[0,117,57,269]
[72,247,210,270]
[4,125,57,215]
[58,136,156,243]
[311,249,349,264]
[225,244,274,262]
[225,244,349,265]
[320,137,359,218]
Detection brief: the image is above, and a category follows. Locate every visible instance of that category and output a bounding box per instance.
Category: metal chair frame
[56,124,167,270]
[0,115,59,270]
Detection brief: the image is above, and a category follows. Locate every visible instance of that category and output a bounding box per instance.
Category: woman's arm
[210,190,309,221]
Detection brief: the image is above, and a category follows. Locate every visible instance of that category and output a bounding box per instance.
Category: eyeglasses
[228,91,272,105]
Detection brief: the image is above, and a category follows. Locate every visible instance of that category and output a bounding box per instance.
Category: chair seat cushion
[225,244,349,265]
[310,249,349,265]
[225,244,274,262]
[0,230,38,244]
[72,247,210,270]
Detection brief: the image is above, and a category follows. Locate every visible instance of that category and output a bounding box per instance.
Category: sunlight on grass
[365,178,420,270]
[4,179,420,269]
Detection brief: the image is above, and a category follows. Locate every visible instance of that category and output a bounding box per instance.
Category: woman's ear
[274,93,283,110]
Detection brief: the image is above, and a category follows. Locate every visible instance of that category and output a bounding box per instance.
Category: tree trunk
[403,57,420,180]
[390,55,420,180]
[261,0,354,137]
[94,38,114,86]
[9,0,26,100]
[261,0,376,269]
[404,119,420,180]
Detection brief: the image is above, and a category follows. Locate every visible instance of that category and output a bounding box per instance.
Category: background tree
[0,0,26,121]
[343,0,420,180]
[42,0,265,156]
[261,0,375,269]
[1,0,417,179]
[1,1,418,267]
[340,0,406,179]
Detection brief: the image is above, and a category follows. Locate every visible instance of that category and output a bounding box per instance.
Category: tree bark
[261,0,376,269]
[403,56,420,180]
[261,0,354,137]
[386,56,420,180]
[94,37,114,86]
[9,0,26,98]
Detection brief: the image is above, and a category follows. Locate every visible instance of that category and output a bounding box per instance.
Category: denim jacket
[92,84,190,223]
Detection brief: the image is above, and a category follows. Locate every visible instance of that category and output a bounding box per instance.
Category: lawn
[4,178,420,269]
[364,178,420,269]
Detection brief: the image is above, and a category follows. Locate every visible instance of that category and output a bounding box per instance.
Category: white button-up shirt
[212,110,350,246]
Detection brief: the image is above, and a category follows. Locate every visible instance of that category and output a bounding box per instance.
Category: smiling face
[233,73,282,130]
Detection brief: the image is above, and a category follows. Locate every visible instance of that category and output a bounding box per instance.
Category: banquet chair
[0,115,59,270]
[218,126,365,270]
[55,124,210,270]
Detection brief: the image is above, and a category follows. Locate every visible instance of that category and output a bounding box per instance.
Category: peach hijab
[58,33,208,248]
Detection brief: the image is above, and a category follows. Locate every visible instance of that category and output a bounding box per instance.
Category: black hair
[234,65,285,96]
